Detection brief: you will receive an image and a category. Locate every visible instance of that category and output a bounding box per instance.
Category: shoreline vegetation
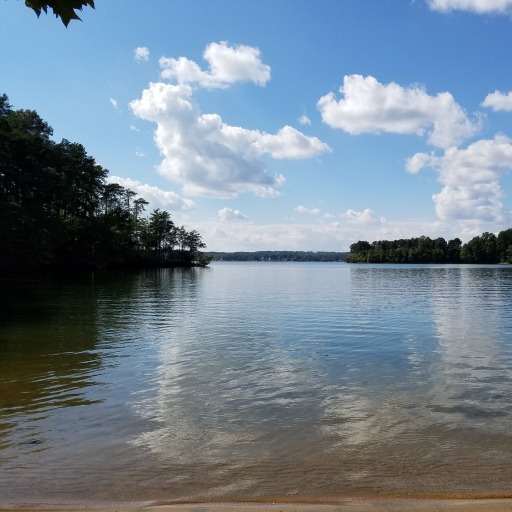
[207,251,349,262]
[208,228,512,264]
[346,231,512,264]
[0,94,211,276]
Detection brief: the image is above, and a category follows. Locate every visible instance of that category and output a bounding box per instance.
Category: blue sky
[3,0,512,251]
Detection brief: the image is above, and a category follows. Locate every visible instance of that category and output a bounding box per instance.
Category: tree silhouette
[0,94,209,273]
[24,0,95,26]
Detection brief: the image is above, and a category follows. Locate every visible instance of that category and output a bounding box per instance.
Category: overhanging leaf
[25,0,95,26]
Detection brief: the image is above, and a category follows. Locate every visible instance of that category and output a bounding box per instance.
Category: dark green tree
[447,238,462,263]
[0,99,56,269]
[347,241,371,263]
[0,94,209,273]
[144,209,177,262]
[461,233,499,264]
[184,229,206,260]
[497,228,512,263]
[432,237,448,263]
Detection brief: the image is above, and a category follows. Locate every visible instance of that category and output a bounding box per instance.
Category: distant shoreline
[206,251,349,262]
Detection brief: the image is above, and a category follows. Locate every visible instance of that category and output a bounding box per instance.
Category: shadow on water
[0,275,105,455]
[0,268,208,502]
[0,268,203,415]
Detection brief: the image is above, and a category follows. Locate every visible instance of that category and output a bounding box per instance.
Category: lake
[1,262,512,505]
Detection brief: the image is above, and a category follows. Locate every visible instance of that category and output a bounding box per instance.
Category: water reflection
[335,265,512,492]
[131,265,321,469]
[429,267,512,431]
[3,264,512,502]
[129,264,512,497]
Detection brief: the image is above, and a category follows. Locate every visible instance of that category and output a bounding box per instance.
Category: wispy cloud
[428,0,512,15]
[294,205,321,215]
[197,215,459,252]
[107,176,195,212]
[298,115,311,126]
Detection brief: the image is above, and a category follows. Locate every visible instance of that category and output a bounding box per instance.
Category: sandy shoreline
[3,499,512,511]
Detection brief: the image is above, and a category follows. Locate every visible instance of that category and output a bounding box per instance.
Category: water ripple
[2,264,512,502]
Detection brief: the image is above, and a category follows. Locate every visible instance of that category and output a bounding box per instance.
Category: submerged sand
[3,499,512,511]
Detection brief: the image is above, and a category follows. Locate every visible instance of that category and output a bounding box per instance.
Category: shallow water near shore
[2,262,512,505]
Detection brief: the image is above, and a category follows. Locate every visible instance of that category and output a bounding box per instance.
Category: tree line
[347,231,512,264]
[0,94,209,274]
[207,251,349,262]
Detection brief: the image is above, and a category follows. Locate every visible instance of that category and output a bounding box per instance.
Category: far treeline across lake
[207,251,349,262]
[347,231,512,264]
[209,231,512,264]
[0,94,211,274]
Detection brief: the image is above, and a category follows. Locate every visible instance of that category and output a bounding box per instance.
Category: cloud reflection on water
[129,264,512,495]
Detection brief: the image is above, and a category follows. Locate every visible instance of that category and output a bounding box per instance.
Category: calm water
[1,262,512,504]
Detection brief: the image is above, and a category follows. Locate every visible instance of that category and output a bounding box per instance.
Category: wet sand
[3,499,512,511]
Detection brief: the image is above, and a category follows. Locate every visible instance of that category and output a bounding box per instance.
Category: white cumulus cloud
[107,176,195,212]
[130,81,330,198]
[406,151,435,174]
[341,208,385,224]
[255,125,330,159]
[428,0,512,14]
[159,41,271,89]
[294,205,322,215]
[109,97,118,109]
[482,90,512,111]
[218,207,249,221]
[317,74,479,149]
[135,47,150,61]
[406,135,512,223]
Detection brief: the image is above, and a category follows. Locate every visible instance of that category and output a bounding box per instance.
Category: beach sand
[3,499,512,511]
